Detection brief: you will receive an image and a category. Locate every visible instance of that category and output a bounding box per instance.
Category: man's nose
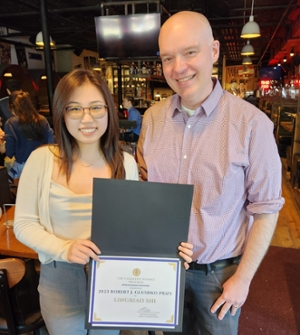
[173,57,186,73]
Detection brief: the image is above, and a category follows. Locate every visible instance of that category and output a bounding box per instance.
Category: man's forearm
[234,212,279,283]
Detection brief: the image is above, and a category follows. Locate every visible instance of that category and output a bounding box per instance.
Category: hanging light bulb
[241,40,255,56]
[241,0,260,38]
[290,47,295,57]
[277,60,281,66]
[242,56,252,65]
[283,55,287,63]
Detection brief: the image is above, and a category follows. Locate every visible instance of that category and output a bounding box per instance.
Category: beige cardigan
[13,145,139,264]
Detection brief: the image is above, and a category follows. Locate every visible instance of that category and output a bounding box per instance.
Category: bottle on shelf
[146,62,151,75]
[156,63,162,76]
[129,63,135,75]
[142,62,147,75]
[152,62,157,76]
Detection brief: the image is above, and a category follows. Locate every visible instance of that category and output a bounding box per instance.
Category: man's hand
[210,272,250,320]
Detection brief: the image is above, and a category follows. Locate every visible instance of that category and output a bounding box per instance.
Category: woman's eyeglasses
[65,105,107,119]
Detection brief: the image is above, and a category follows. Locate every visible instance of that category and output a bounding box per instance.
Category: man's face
[159,14,219,109]
[231,82,237,90]
[122,98,130,109]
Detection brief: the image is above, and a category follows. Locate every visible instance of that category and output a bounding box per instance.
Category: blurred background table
[0,206,38,259]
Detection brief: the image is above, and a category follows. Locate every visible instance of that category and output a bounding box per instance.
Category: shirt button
[183,155,187,159]
[187,124,191,129]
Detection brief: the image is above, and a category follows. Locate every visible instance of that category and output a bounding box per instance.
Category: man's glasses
[65,105,107,119]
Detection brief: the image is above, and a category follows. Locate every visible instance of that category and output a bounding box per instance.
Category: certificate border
[87,255,181,329]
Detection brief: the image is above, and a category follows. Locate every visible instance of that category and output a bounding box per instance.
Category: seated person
[122,96,142,142]
[0,79,22,166]
[227,78,240,96]
[4,91,54,178]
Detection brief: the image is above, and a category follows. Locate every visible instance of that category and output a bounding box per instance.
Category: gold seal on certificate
[87,256,181,329]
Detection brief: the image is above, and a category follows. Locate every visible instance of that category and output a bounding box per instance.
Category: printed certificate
[87,256,181,329]
[86,178,194,331]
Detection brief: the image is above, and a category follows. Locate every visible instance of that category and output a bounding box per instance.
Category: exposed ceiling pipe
[231,4,299,12]
[257,0,296,66]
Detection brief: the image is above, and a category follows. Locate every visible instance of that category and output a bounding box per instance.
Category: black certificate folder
[87,179,194,332]
[91,179,193,257]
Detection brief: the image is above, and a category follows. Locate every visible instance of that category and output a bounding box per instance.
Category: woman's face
[64,83,108,148]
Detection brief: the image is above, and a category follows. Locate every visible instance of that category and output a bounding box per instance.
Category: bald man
[137,11,284,335]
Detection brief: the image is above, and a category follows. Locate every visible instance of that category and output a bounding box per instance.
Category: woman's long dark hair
[9,91,45,141]
[52,68,125,181]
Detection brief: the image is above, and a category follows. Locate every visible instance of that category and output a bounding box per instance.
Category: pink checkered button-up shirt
[137,79,284,264]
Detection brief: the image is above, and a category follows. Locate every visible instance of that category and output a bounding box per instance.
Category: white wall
[54,49,98,73]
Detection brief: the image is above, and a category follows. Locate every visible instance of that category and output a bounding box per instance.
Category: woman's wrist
[0,141,6,153]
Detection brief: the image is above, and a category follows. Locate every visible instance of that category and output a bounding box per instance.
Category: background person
[13,69,193,335]
[122,96,142,142]
[4,91,54,178]
[238,80,246,99]
[0,78,22,127]
[0,78,22,165]
[227,78,239,96]
[137,11,284,335]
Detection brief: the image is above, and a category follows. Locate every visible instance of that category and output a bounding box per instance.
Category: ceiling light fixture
[290,47,295,57]
[241,0,261,39]
[93,62,102,72]
[35,31,55,48]
[242,56,252,65]
[241,40,255,56]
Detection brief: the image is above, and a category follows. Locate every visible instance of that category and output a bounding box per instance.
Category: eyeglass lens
[65,105,107,119]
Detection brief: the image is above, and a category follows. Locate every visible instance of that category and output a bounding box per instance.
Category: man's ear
[212,40,220,63]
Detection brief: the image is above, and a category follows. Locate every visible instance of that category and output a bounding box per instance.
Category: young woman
[13,69,193,335]
[4,91,54,178]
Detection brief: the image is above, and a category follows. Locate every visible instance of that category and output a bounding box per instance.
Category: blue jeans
[164,263,240,335]
[39,261,120,335]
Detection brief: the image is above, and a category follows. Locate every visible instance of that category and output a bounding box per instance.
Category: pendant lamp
[241,40,254,56]
[35,31,55,48]
[242,56,252,65]
[92,61,102,72]
[241,0,260,38]
[290,47,295,57]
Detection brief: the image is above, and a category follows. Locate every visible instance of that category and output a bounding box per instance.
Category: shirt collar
[172,78,224,118]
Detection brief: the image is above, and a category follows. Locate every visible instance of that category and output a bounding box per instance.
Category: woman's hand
[67,239,101,264]
[0,128,5,154]
[0,128,5,142]
[178,242,193,269]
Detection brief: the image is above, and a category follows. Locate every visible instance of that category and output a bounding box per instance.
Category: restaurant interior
[0,0,300,334]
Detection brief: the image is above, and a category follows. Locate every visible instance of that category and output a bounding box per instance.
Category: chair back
[0,259,25,288]
[0,258,45,335]
[0,167,12,210]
